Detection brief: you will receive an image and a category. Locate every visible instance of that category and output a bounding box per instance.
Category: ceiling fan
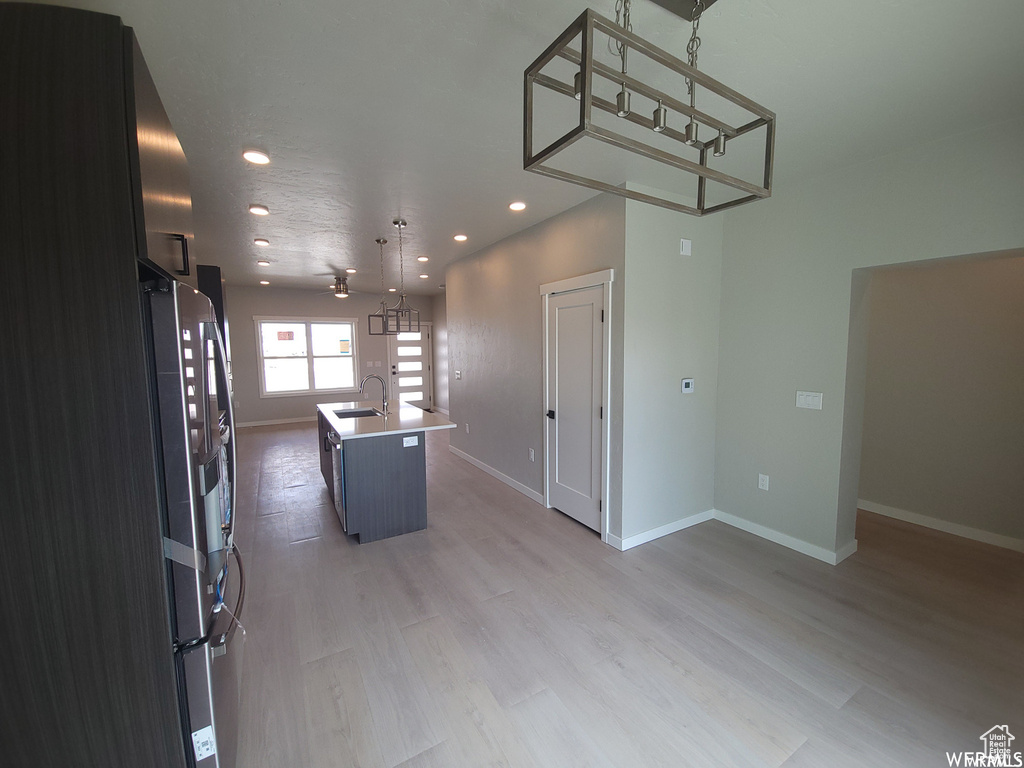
[313,275,354,298]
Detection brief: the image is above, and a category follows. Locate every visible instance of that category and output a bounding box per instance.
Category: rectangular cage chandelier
[523,4,776,216]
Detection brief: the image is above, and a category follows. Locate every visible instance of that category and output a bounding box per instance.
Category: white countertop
[318,400,456,440]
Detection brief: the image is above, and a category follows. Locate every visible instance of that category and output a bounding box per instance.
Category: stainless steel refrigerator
[146,278,244,768]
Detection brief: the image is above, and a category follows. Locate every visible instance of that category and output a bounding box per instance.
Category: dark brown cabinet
[0,5,199,766]
[316,409,428,544]
[128,34,198,287]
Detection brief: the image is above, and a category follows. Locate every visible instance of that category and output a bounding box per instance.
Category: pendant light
[333,276,349,298]
[384,219,420,334]
[367,238,391,335]
[524,0,774,216]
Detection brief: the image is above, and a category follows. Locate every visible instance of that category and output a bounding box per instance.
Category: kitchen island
[317,400,456,543]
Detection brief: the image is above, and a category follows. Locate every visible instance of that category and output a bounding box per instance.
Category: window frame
[253,315,361,398]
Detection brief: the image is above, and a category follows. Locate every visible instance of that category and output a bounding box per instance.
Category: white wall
[226,285,432,424]
[715,117,1024,558]
[859,254,1024,540]
[445,193,627,535]
[431,292,449,413]
[620,200,723,540]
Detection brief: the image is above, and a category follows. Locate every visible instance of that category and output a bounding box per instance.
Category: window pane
[396,332,421,341]
[398,376,423,387]
[397,345,421,356]
[312,323,353,357]
[261,323,307,357]
[397,361,422,372]
[399,391,423,402]
[313,357,355,390]
[264,358,309,392]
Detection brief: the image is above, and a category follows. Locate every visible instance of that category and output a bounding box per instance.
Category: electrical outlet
[455,370,462,380]
[758,473,770,491]
[529,448,535,462]
[465,422,470,434]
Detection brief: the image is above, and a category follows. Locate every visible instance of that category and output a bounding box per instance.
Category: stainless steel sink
[333,408,383,419]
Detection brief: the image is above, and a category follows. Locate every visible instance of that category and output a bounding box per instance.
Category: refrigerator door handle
[211,322,237,541]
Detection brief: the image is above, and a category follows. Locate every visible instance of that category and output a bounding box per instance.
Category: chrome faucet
[359,374,389,415]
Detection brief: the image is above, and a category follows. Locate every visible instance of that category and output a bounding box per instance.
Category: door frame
[385,322,434,410]
[540,269,614,543]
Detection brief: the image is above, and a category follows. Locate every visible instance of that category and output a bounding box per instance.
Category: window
[254,317,359,397]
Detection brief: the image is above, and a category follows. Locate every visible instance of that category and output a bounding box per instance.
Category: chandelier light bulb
[684,117,699,146]
[652,100,667,133]
[616,84,631,117]
[573,71,583,100]
[713,128,726,157]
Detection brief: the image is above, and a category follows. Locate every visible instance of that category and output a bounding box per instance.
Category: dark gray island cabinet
[317,401,456,543]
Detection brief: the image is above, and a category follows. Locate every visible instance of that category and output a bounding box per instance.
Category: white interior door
[546,286,603,531]
[388,325,433,410]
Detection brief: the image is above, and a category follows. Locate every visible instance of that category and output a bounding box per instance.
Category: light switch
[680,238,692,256]
[796,391,823,410]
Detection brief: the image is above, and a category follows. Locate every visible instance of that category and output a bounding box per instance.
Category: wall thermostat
[681,378,695,393]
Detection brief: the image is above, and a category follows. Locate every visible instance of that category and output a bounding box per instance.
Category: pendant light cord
[397,222,406,296]
[615,0,632,74]
[686,1,705,106]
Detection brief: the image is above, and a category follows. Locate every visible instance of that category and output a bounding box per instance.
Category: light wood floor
[232,424,1023,767]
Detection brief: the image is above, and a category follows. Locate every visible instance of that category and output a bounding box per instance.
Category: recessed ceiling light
[453,234,467,242]
[419,274,429,279]
[346,268,357,274]
[259,280,270,285]
[257,259,271,266]
[417,256,429,262]
[254,238,270,247]
[509,201,526,211]
[388,287,397,292]
[249,204,270,216]
[243,149,270,165]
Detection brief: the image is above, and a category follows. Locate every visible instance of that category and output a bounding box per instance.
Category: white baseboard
[608,510,715,551]
[858,499,1024,553]
[712,510,858,565]
[448,445,545,506]
[237,416,318,428]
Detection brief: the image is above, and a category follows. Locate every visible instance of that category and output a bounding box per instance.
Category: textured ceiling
[14,0,1024,295]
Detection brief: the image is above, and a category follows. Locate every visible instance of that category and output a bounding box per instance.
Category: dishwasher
[327,431,347,532]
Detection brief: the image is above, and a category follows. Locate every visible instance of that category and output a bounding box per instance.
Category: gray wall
[431,292,449,413]
[445,193,626,534]
[226,285,432,424]
[620,199,723,539]
[715,117,1024,556]
[859,254,1024,539]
